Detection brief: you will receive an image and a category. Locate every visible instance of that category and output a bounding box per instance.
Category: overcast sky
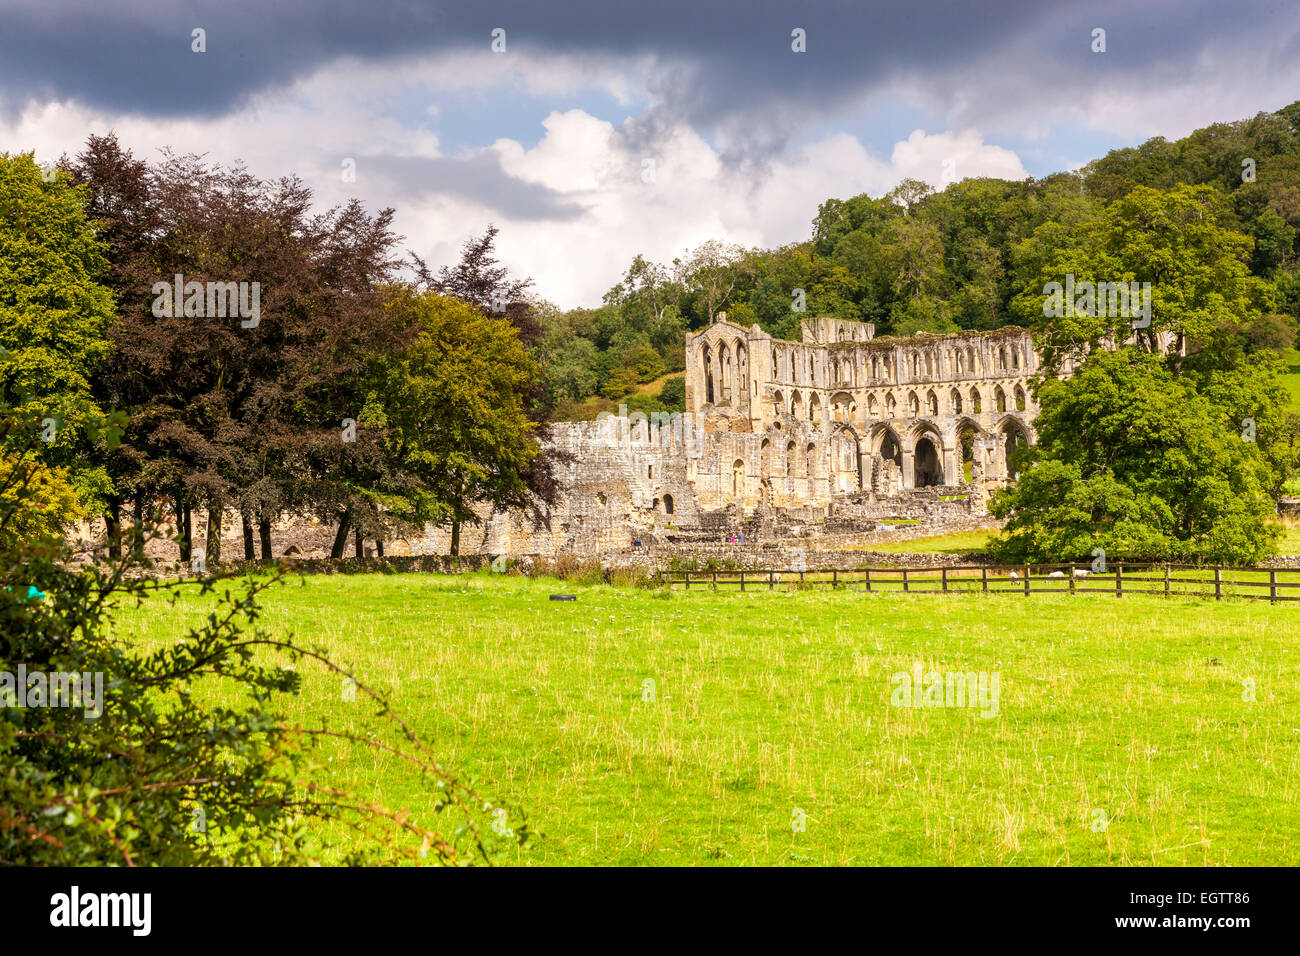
[2,0,1297,308]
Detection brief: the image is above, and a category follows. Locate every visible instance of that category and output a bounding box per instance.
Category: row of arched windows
[774,385,1027,421]
[770,389,825,421]
[770,347,822,387]
[738,418,1032,495]
[994,344,1028,372]
[758,437,821,479]
[763,342,1033,389]
[701,340,748,405]
[707,337,1034,407]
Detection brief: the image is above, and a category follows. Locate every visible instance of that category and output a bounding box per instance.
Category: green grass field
[862,530,993,554]
[113,572,1300,866]
[1276,522,1300,554]
[1279,348,1300,413]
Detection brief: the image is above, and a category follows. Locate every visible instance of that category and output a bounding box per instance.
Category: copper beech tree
[64,137,556,560]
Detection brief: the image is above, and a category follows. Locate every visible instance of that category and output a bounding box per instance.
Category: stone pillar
[988,438,1006,480]
[731,352,742,413]
[901,448,915,489]
[691,340,706,412]
[750,340,769,430]
[942,445,958,487]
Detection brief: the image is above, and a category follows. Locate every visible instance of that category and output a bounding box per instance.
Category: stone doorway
[914,436,943,487]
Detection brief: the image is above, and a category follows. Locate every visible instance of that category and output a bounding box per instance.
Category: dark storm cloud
[363,151,586,220]
[0,0,1294,140]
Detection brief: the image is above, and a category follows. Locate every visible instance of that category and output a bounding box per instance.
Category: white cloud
[2,61,1031,310]
[461,118,1028,306]
[889,129,1029,190]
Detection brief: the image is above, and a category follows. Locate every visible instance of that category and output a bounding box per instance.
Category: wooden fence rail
[659,563,1300,603]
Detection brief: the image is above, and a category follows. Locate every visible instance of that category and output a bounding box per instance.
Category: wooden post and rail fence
[659,562,1300,603]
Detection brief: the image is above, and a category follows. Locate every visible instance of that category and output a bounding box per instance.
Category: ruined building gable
[681,315,1037,510]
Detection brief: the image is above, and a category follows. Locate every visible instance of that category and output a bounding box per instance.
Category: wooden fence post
[1214,567,1222,600]
[1115,563,1123,599]
[942,568,948,593]
[1163,565,1170,598]
[1023,565,1030,597]
[1069,563,1075,595]
[903,569,910,593]
[740,571,745,592]
[864,568,872,593]
[1270,569,1277,604]
[981,567,988,592]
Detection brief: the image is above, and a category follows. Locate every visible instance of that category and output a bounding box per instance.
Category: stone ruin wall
[451,311,1049,561]
[685,315,1041,506]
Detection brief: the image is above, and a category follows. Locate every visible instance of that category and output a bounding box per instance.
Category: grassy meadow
[860,530,994,554]
[1280,347,1300,413]
[111,571,1300,866]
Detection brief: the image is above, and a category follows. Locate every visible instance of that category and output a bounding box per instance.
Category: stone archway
[914,435,943,487]
[999,419,1029,478]
[955,418,984,483]
[718,341,732,403]
[832,427,863,492]
[869,424,904,495]
[875,426,902,468]
[702,344,714,404]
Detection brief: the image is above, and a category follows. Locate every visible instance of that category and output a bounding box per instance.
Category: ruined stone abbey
[107,315,1047,562]
[469,315,1042,557]
[681,314,1037,506]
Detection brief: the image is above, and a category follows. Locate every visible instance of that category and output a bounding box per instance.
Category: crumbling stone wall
[456,315,1045,559]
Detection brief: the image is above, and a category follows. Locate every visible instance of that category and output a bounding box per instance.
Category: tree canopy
[0,152,115,510]
[990,349,1283,565]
